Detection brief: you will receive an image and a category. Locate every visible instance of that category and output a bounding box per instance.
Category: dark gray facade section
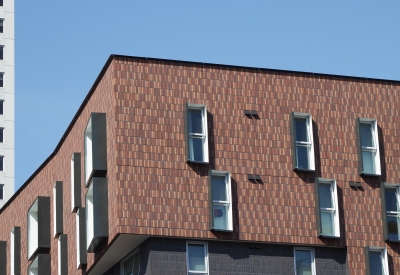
[77,207,87,268]
[84,112,107,186]
[27,254,51,275]
[28,196,50,261]
[54,181,63,237]
[71,152,81,213]
[59,234,68,275]
[0,241,5,275]
[86,177,108,252]
[11,226,21,275]
[103,238,348,275]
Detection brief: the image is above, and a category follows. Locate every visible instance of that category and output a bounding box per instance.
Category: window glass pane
[0,101,3,115]
[123,256,134,275]
[369,251,383,275]
[385,188,398,212]
[362,151,375,174]
[321,211,334,236]
[318,184,333,209]
[212,176,226,201]
[0,185,3,200]
[296,146,309,169]
[190,137,205,162]
[360,123,374,147]
[387,215,399,240]
[188,244,206,272]
[295,250,312,275]
[295,118,309,142]
[133,253,140,275]
[213,205,228,230]
[189,109,203,134]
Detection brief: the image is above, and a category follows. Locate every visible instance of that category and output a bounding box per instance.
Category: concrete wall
[0,0,14,208]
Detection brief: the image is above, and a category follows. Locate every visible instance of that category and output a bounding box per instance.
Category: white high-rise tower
[0,0,14,208]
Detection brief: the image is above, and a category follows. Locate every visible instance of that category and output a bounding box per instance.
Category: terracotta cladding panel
[114,57,400,273]
[0,65,117,273]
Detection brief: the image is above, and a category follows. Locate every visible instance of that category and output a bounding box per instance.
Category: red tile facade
[0,55,399,274]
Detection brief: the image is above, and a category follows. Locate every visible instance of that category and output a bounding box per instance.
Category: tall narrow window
[381,183,400,241]
[0,46,3,60]
[314,178,340,237]
[0,0,3,7]
[0,128,4,142]
[185,103,209,163]
[290,112,315,171]
[294,248,315,275]
[0,156,4,171]
[120,249,140,275]
[0,101,3,114]
[86,178,108,252]
[53,181,63,237]
[0,184,3,199]
[0,74,3,87]
[11,227,21,275]
[84,113,107,186]
[210,170,232,231]
[365,247,389,275]
[27,197,51,260]
[356,118,381,175]
[0,20,3,33]
[186,242,208,275]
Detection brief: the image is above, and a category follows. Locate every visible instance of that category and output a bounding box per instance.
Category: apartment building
[0,55,399,275]
[0,0,14,208]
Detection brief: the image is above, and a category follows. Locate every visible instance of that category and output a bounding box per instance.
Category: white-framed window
[292,112,315,171]
[186,103,209,163]
[210,171,232,231]
[120,248,140,275]
[381,183,400,241]
[366,247,389,275]
[315,178,340,237]
[186,241,208,275]
[294,247,315,275]
[28,200,39,260]
[358,118,381,175]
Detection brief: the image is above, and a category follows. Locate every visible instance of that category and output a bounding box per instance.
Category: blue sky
[15,1,400,189]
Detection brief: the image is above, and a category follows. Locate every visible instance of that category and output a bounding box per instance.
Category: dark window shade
[0,128,3,142]
[0,47,3,60]
[0,21,3,33]
[0,0,3,6]
[0,156,3,171]
[0,101,3,115]
[0,185,3,199]
[0,74,3,87]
